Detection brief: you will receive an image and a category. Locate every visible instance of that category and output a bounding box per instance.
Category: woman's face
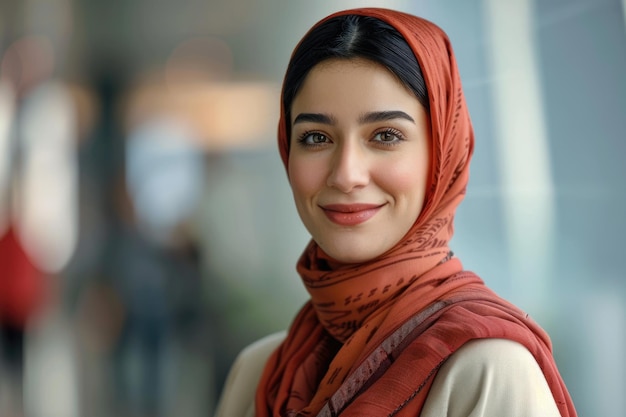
[288,58,431,263]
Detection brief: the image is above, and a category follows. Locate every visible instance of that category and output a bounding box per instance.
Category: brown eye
[298,132,330,146]
[311,133,327,143]
[373,129,404,146]
[378,131,396,142]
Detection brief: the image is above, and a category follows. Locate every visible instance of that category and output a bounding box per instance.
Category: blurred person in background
[83,107,209,417]
[215,8,577,417]
[105,174,173,417]
[123,127,206,417]
[67,56,214,416]
[0,33,78,417]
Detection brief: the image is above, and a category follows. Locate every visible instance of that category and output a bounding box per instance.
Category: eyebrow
[359,110,415,124]
[292,110,414,126]
[293,113,336,125]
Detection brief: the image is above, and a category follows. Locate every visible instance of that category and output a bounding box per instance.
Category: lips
[321,203,384,226]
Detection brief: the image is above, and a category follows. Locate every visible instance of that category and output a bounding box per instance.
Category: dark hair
[283,14,429,136]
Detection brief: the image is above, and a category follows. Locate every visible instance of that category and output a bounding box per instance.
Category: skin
[288,58,431,264]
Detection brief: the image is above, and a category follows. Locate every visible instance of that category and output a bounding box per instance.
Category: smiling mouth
[321,203,384,226]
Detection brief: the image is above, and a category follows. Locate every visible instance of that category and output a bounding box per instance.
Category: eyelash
[296,128,406,148]
[296,131,329,148]
[372,128,405,147]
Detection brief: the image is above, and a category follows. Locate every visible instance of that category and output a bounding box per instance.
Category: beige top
[214,332,561,417]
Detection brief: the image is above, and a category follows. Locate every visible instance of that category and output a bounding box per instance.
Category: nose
[326,140,369,192]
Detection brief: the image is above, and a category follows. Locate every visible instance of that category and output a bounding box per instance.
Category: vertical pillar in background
[482,0,555,313]
[583,292,625,417]
[1,0,81,413]
[16,80,79,274]
[623,0,626,35]
[18,81,80,417]
[0,82,15,233]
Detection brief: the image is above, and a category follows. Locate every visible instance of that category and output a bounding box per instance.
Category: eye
[297,131,331,147]
[372,128,405,146]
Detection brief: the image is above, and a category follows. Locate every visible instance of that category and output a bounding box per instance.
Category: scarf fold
[259,268,577,417]
[258,7,576,417]
[319,281,576,416]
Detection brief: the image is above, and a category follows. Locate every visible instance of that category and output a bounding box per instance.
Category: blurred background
[0,0,624,416]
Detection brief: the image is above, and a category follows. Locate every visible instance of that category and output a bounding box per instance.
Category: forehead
[301,57,405,91]
[291,58,418,116]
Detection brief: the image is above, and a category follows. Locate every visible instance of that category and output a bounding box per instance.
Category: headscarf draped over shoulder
[258,7,577,417]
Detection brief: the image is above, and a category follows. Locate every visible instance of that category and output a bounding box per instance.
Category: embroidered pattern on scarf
[256,7,577,417]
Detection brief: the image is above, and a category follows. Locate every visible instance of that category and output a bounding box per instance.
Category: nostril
[327,159,368,192]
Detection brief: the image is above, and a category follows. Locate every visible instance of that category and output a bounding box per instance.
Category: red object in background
[0,225,46,326]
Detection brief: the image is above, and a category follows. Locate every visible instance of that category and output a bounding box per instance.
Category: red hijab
[257,8,576,417]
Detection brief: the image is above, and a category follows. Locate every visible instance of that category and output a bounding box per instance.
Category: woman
[215,8,577,417]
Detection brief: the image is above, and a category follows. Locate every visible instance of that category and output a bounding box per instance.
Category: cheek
[288,155,326,203]
[377,154,430,200]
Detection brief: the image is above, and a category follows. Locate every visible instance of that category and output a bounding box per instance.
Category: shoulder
[237,330,287,365]
[214,331,286,417]
[420,338,561,417]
